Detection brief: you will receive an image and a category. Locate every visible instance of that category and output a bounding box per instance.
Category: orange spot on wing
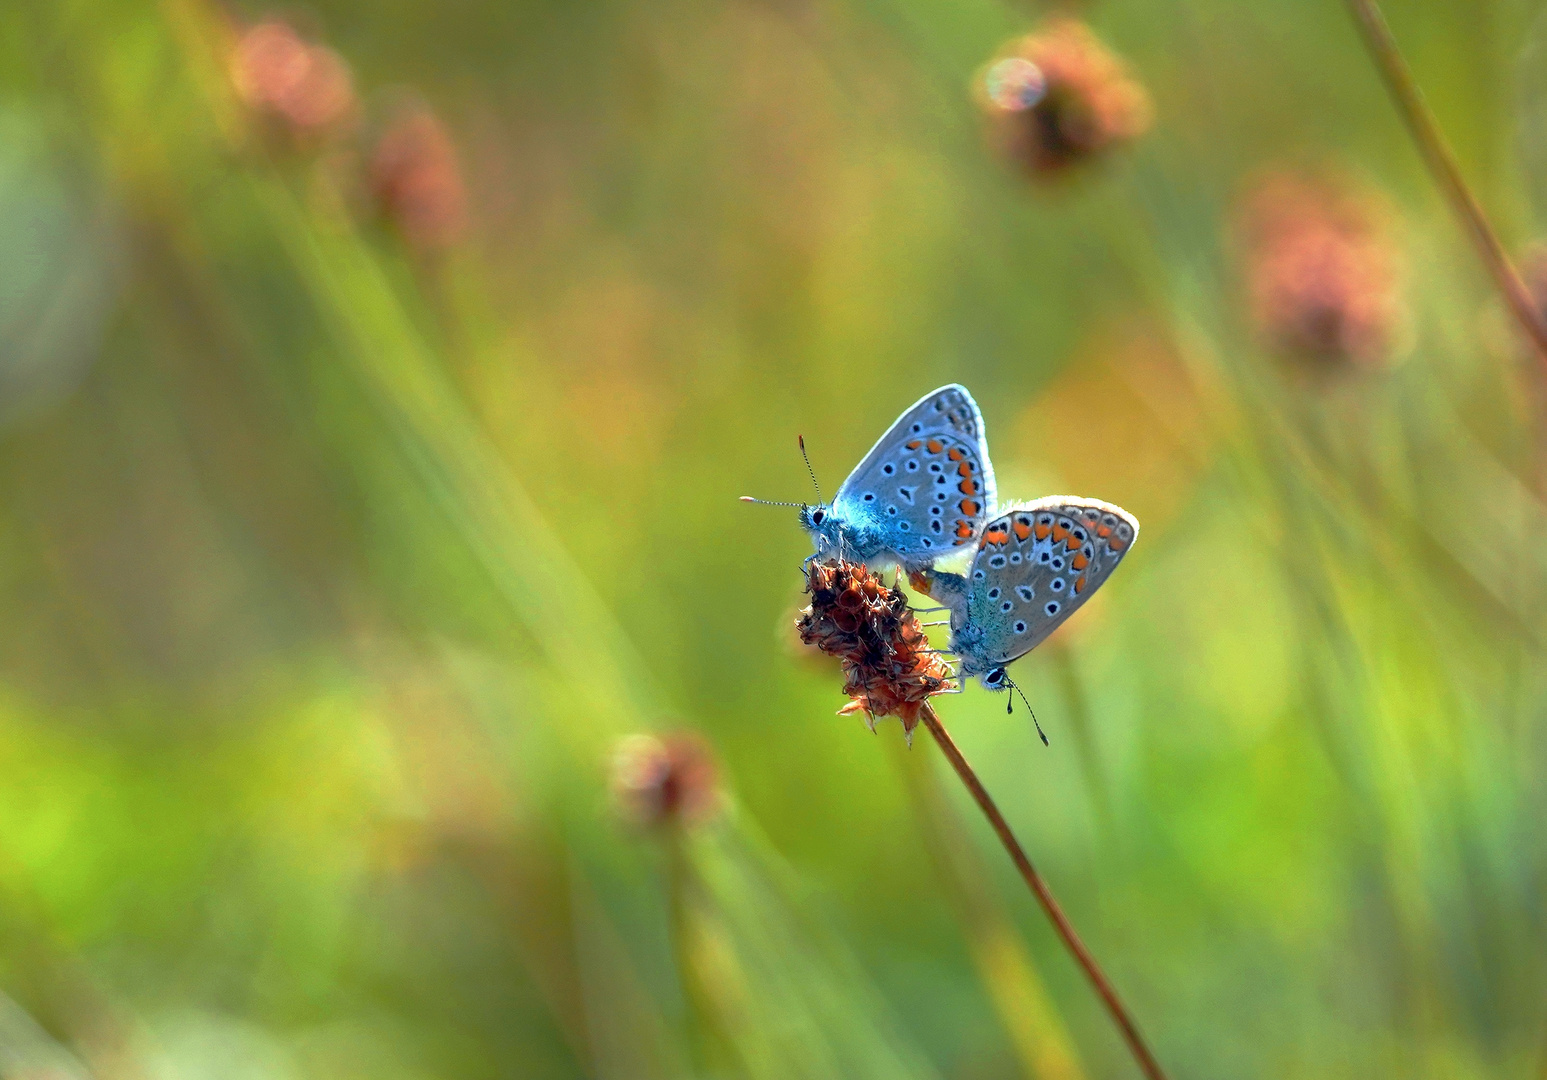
[1051,523,1069,544]
[960,499,980,516]
[1013,520,1032,540]
[955,521,974,538]
[906,440,922,450]
[1074,574,1087,593]
[926,438,944,454]
[1034,523,1051,540]
[947,448,965,462]
[958,479,979,495]
[957,461,974,477]
[1096,525,1112,538]
[1109,536,1127,550]
[1071,552,1089,571]
[984,528,1009,545]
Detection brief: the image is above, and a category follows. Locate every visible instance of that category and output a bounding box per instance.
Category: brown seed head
[1237,171,1404,371]
[977,19,1152,178]
[797,561,954,739]
[611,732,721,828]
[369,102,468,251]
[231,20,357,135]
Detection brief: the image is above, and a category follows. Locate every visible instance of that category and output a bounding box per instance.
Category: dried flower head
[1237,171,1404,370]
[976,19,1152,177]
[612,732,721,828]
[797,560,955,740]
[231,19,357,136]
[369,102,468,251]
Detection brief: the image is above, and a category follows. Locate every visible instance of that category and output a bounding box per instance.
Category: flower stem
[1342,0,1547,367]
[919,704,1168,1080]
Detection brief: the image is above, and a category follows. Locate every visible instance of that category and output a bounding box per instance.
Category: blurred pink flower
[231,19,357,134]
[611,732,721,828]
[1237,172,1404,370]
[977,19,1152,177]
[369,103,468,250]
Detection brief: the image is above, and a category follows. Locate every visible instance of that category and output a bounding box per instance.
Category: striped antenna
[797,435,823,502]
[1003,674,1048,746]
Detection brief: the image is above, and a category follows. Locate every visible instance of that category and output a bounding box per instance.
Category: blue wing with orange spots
[829,385,997,566]
[952,497,1137,677]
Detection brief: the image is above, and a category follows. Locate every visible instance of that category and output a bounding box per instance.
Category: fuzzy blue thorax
[799,503,893,567]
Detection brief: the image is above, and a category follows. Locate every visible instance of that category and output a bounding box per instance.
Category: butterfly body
[797,384,998,573]
[913,497,1138,688]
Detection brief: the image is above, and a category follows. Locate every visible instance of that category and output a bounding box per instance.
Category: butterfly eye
[811,509,826,524]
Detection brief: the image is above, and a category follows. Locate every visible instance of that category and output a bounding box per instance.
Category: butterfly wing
[963,497,1138,667]
[830,384,998,561]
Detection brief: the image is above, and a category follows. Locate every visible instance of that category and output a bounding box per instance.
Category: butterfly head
[981,666,1010,692]
[799,503,844,556]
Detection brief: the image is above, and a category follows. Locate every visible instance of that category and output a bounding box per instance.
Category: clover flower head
[612,732,721,828]
[369,102,468,251]
[977,19,1152,178]
[231,19,357,136]
[1237,171,1404,371]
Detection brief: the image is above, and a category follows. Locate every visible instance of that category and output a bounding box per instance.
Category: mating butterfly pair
[746,385,1137,692]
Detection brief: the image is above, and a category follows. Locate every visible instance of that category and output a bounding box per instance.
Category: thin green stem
[918,704,1169,1080]
[1343,0,1547,369]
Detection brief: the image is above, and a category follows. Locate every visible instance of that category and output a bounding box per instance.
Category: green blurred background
[3,0,1547,1076]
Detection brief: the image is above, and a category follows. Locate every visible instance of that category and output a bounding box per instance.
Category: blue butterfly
[744,385,998,572]
[912,497,1138,690]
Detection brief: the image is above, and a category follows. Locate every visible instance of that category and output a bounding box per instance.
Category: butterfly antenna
[1004,675,1048,746]
[797,435,824,503]
[740,496,806,507]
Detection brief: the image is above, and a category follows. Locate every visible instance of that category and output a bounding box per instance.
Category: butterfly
[744,385,998,573]
[911,497,1138,691]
